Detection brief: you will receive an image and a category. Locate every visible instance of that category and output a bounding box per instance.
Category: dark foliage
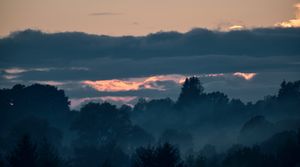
[8,135,38,167]
[132,143,183,167]
[72,143,129,167]
[0,78,300,167]
[177,77,204,108]
[37,139,66,167]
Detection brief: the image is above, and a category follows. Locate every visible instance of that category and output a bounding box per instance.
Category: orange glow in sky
[82,75,186,92]
[0,0,297,36]
[276,3,300,28]
[233,72,257,80]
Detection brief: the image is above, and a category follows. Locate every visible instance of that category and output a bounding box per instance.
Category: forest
[0,77,300,167]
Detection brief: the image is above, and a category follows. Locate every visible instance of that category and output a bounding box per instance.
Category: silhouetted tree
[1,79,300,167]
[71,102,132,146]
[0,84,71,153]
[8,135,38,167]
[298,128,300,145]
[177,77,203,107]
[223,145,276,167]
[277,80,300,115]
[132,98,176,137]
[0,153,4,167]
[5,84,70,119]
[101,159,112,167]
[8,117,63,150]
[132,145,156,167]
[72,102,152,151]
[276,138,300,167]
[184,154,207,167]
[133,98,148,112]
[260,130,300,167]
[238,115,276,145]
[132,143,183,167]
[37,139,63,167]
[127,125,154,150]
[72,142,129,167]
[278,80,300,100]
[156,143,183,167]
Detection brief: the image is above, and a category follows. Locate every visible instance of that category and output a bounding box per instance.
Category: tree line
[0,77,300,167]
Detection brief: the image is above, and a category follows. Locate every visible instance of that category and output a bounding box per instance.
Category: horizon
[1,77,294,110]
[0,25,300,37]
[1,0,300,166]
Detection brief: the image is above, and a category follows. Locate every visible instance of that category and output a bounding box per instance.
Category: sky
[0,0,300,109]
[0,0,300,36]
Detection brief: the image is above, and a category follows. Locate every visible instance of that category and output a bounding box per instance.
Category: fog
[0,77,299,167]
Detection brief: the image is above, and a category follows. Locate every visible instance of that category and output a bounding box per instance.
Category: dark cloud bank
[1,28,300,67]
[0,28,300,103]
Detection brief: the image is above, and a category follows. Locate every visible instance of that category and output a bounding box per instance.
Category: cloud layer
[1,28,300,68]
[82,75,185,92]
[0,28,299,107]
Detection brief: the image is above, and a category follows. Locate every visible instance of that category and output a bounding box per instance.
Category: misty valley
[0,77,299,167]
[1,0,300,165]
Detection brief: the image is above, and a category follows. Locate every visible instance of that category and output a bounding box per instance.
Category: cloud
[4,68,27,74]
[2,75,19,80]
[1,67,88,75]
[1,28,300,69]
[233,72,257,80]
[276,3,300,28]
[69,67,89,71]
[0,28,299,103]
[203,73,225,77]
[99,96,137,107]
[100,96,136,103]
[1,28,299,84]
[5,55,296,83]
[1,67,89,81]
[228,25,245,31]
[34,80,66,86]
[216,21,246,31]
[81,75,186,92]
[89,12,123,16]
[82,80,143,92]
[3,67,51,74]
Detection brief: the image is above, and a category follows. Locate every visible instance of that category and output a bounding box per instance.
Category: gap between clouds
[81,73,256,92]
[68,72,256,109]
